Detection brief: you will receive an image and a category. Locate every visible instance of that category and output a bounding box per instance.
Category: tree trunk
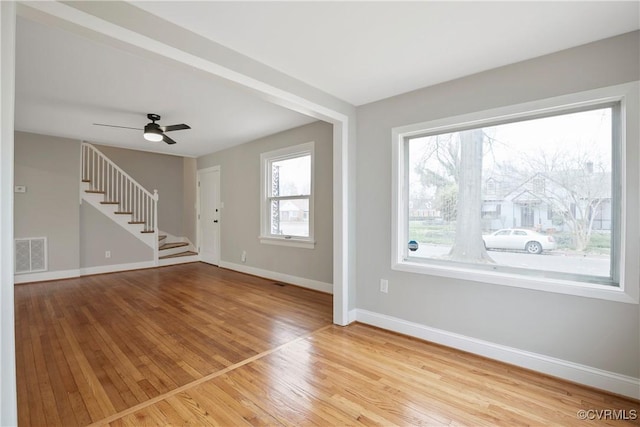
[449,130,493,263]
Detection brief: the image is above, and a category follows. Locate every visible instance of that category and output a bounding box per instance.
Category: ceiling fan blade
[162,134,178,145]
[93,123,142,130]
[160,124,190,132]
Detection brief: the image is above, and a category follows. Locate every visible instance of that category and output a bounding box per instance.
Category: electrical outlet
[241,250,247,263]
[105,250,111,259]
[380,279,389,293]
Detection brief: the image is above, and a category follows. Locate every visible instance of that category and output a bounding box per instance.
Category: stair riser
[158,254,200,267]
[159,244,191,257]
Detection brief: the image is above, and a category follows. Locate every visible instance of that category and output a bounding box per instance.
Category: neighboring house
[279,199,308,221]
[482,172,612,233]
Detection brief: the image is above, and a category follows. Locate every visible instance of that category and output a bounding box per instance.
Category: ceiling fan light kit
[94,113,190,145]
[143,123,163,142]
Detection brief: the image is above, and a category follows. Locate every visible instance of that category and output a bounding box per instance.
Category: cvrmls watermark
[576,409,637,421]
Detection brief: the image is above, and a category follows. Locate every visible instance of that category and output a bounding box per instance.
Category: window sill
[392,260,638,304]
[259,236,315,249]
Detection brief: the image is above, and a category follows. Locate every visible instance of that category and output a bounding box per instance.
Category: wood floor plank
[16,263,638,426]
[16,263,332,426]
[111,323,639,427]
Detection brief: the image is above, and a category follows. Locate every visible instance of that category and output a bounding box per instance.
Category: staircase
[158,234,198,263]
[81,142,198,266]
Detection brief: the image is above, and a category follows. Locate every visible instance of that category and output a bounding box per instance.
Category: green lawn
[409,220,610,254]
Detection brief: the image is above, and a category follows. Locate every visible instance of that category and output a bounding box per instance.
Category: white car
[482,229,557,254]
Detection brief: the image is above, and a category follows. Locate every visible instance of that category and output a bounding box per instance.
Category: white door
[198,167,221,265]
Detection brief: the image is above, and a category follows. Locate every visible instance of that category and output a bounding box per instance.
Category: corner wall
[355,31,640,389]
[14,132,80,274]
[197,121,333,289]
[13,133,197,280]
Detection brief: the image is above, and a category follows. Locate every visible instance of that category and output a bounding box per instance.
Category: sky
[409,106,613,194]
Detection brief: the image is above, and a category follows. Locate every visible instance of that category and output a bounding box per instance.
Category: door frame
[197,165,221,266]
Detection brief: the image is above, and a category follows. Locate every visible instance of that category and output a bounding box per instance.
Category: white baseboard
[14,269,81,284]
[80,260,156,276]
[220,261,333,294]
[355,309,640,399]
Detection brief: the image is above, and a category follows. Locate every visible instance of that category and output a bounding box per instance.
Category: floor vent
[15,237,47,274]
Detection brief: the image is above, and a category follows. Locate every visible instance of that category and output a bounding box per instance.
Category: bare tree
[412,130,493,263]
[448,129,493,262]
[518,148,611,252]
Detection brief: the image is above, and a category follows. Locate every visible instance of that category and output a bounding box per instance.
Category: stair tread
[114,211,133,215]
[159,251,198,260]
[100,201,120,205]
[140,230,155,234]
[159,242,189,250]
[85,190,105,194]
[129,221,145,224]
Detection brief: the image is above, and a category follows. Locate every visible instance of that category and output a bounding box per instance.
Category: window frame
[391,82,639,304]
[259,141,315,249]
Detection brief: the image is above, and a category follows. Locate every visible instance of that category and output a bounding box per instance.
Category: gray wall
[80,202,153,267]
[355,31,640,377]
[14,133,196,275]
[198,121,333,284]
[93,144,196,241]
[14,132,80,272]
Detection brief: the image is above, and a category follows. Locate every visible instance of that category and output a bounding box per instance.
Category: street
[411,244,610,278]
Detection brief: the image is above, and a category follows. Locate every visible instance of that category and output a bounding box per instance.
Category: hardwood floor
[16,263,638,426]
[15,263,332,426]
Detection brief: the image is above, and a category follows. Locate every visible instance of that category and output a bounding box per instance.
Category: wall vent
[14,237,47,274]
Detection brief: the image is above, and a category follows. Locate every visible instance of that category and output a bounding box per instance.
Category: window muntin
[401,104,619,286]
[260,142,314,248]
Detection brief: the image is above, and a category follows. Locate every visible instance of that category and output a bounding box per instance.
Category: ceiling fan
[93,113,191,145]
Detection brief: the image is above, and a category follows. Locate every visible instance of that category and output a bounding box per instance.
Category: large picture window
[260,142,314,248]
[392,83,639,302]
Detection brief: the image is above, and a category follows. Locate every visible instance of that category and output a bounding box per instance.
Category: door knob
[214,220,218,223]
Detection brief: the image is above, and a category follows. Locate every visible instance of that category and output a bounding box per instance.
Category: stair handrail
[81,143,159,263]
[81,142,158,201]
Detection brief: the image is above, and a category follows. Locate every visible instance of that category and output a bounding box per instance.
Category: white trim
[79,260,156,276]
[14,269,81,284]
[0,2,17,424]
[355,309,640,399]
[333,121,351,326]
[394,262,637,304]
[220,261,333,294]
[258,236,316,249]
[392,82,639,304]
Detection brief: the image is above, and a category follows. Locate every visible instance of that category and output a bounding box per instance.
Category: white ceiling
[15,1,640,158]
[14,16,316,157]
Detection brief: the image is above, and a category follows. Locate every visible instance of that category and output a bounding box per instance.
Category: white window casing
[391,82,639,304]
[260,141,315,249]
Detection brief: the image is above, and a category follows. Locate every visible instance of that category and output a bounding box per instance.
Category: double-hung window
[260,142,315,248]
[392,83,639,303]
